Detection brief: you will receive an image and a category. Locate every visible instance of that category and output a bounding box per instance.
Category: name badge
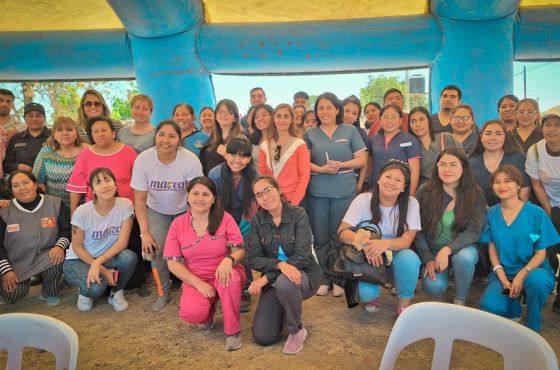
[335,139,348,143]
[40,217,57,228]
[6,224,19,232]
[400,142,412,147]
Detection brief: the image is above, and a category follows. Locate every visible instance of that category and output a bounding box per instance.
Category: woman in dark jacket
[247,175,320,355]
[414,148,486,305]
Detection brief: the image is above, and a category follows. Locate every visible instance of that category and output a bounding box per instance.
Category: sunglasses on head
[274,145,281,162]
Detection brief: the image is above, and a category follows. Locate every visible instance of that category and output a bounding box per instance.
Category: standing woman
[365,102,382,139]
[293,105,306,138]
[199,106,215,136]
[200,99,243,175]
[173,103,209,157]
[338,160,421,315]
[67,117,137,216]
[369,104,421,195]
[132,120,203,311]
[408,107,462,184]
[469,119,530,207]
[480,165,558,332]
[259,104,310,206]
[77,89,123,143]
[415,148,486,305]
[164,177,246,351]
[249,104,274,169]
[342,96,369,192]
[247,176,320,354]
[498,95,519,132]
[117,94,155,154]
[64,168,137,312]
[33,116,87,207]
[303,111,316,130]
[510,98,543,153]
[526,107,560,311]
[304,92,367,297]
[0,171,70,306]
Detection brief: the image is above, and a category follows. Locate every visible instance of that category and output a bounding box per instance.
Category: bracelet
[524,266,532,272]
[225,255,235,265]
[493,265,503,272]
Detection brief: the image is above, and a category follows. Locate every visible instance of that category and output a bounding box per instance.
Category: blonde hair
[47,116,83,150]
[130,94,154,112]
[77,89,111,129]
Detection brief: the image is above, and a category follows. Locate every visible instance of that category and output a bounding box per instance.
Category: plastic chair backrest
[0,313,78,370]
[379,302,558,370]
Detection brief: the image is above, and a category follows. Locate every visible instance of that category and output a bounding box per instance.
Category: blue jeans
[422,245,479,301]
[480,269,555,332]
[307,194,354,285]
[63,249,138,299]
[358,249,421,302]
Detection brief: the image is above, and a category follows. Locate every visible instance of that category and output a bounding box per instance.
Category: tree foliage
[359,75,428,110]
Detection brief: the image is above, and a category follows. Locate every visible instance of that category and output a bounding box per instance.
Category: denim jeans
[422,245,479,301]
[63,249,138,299]
[307,194,354,285]
[480,269,554,332]
[358,249,421,302]
[148,207,183,293]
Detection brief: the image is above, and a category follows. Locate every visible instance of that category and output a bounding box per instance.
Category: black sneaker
[30,275,43,286]
[240,292,251,313]
[137,284,151,297]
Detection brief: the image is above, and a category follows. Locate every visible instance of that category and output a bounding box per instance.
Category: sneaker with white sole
[225,333,242,351]
[108,290,129,311]
[77,294,93,311]
[364,298,380,313]
[283,327,308,355]
[38,292,61,307]
[316,285,329,296]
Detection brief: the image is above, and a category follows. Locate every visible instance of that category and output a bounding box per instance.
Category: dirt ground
[1,279,559,370]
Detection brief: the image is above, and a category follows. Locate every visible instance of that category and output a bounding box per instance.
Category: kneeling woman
[480,165,559,332]
[164,177,246,351]
[0,170,70,306]
[247,176,320,355]
[63,168,137,311]
[415,148,486,305]
[338,160,421,316]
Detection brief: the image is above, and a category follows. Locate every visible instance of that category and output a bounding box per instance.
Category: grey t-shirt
[117,126,155,154]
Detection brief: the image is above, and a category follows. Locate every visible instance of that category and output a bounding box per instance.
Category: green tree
[359,75,428,110]
[308,95,318,108]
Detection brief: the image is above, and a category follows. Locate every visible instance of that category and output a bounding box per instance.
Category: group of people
[0,84,559,354]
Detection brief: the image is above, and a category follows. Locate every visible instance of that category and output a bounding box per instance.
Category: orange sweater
[259,139,310,206]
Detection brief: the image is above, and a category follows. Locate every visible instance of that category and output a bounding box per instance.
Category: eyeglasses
[381,114,400,121]
[83,101,102,108]
[274,145,281,162]
[217,110,232,116]
[437,161,461,169]
[543,121,560,128]
[254,186,274,199]
[516,110,537,115]
[452,115,471,122]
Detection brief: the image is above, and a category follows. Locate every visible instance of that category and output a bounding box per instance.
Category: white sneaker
[77,294,93,312]
[316,285,330,296]
[108,290,129,312]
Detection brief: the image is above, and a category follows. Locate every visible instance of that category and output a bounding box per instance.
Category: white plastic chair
[379,302,558,370]
[0,313,78,370]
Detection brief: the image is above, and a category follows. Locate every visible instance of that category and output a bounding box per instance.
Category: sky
[1,62,558,120]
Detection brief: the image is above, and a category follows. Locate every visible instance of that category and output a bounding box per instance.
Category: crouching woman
[247,175,320,355]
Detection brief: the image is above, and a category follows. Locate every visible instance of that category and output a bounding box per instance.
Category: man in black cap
[4,102,51,173]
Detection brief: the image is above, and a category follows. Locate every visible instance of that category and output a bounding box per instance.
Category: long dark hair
[369,160,411,237]
[89,167,120,200]
[314,92,344,126]
[408,106,435,142]
[187,176,224,235]
[220,136,256,219]
[249,104,274,145]
[204,99,241,152]
[419,147,483,240]
[342,95,362,130]
[472,119,520,156]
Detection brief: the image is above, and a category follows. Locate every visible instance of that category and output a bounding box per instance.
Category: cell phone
[113,270,119,283]
[501,287,510,295]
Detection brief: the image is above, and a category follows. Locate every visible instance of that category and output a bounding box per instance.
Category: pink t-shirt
[66,144,137,202]
[164,211,243,281]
